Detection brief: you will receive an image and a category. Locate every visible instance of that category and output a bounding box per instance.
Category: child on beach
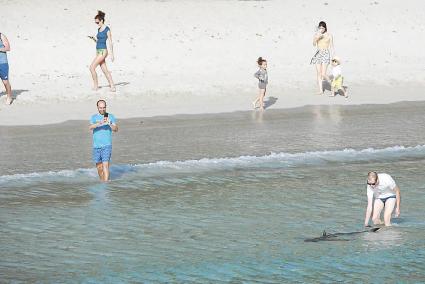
[253,57,268,110]
[329,56,348,98]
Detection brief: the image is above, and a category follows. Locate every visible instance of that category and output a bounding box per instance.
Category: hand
[395,208,400,217]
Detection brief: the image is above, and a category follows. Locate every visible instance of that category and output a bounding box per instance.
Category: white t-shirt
[367,173,397,199]
[332,65,342,78]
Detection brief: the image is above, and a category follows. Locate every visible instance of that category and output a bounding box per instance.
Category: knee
[89,65,96,72]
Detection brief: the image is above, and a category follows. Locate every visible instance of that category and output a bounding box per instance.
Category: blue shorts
[93,145,112,164]
[0,63,9,80]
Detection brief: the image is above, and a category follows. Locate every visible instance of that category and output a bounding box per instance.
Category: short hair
[96,99,106,107]
[367,171,378,180]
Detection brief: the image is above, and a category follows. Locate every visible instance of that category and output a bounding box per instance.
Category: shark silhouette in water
[304,227,381,242]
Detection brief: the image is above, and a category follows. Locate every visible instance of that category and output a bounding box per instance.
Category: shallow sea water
[1,102,425,283]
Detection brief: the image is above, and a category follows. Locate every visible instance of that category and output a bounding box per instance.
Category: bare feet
[110,86,116,92]
[5,96,13,105]
[252,101,257,109]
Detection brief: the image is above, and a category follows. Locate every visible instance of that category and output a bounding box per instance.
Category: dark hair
[318,21,327,33]
[95,10,106,22]
[97,99,106,107]
[257,57,266,65]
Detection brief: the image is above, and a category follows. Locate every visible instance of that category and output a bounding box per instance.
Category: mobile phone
[104,113,109,118]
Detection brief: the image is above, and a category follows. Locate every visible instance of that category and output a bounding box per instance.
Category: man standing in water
[89,100,118,182]
[364,172,401,227]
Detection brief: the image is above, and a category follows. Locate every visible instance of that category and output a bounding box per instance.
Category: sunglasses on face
[95,21,100,24]
[367,182,377,186]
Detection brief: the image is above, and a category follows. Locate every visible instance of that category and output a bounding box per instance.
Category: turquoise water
[1,146,424,282]
[1,103,425,282]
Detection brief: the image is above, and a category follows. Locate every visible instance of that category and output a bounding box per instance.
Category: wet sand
[1,101,425,176]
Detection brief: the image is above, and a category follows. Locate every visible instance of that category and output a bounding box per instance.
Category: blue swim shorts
[92,145,112,163]
[0,63,9,80]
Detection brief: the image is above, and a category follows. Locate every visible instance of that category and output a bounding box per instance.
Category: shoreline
[2,100,425,176]
[1,82,424,126]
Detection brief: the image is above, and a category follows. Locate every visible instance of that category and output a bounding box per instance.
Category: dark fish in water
[304,227,381,242]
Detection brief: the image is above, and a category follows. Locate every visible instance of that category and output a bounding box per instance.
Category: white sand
[0,0,424,125]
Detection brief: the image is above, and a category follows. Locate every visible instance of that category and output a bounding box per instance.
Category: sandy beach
[1,0,425,125]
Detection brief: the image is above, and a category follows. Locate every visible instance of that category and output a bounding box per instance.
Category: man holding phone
[89,100,118,182]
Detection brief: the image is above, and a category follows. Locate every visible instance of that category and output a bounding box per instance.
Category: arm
[89,121,102,130]
[364,188,374,226]
[110,123,118,132]
[0,34,10,52]
[88,35,97,43]
[107,29,114,61]
[394,186,401,217]
[330,34,335,56]
[254,70,264,81]
[312,33,322,46]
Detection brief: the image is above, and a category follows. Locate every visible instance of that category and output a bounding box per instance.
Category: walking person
[0,32,13,104]
[89,100,118,182]
[328,56,348,98]
[252,57,268,111]
[364,172,401,227]
[311,21,334,95]
[88,11,116,92]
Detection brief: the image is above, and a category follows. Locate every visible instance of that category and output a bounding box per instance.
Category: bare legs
[252,88,266,110]
[100,62,115,92]
[315,63,329,95]
[2,79,12,104]
[90,54,115,92]
[372,198,396,226]
[96,161,110,182]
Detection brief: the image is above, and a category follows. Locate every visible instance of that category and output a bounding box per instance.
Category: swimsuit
[378,195,396,205]
[0,33,9,80]
[96,26,110,55]
[254,69,268,90]
[96,49,107,56]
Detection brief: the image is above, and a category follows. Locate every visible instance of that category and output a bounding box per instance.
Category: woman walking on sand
[253,57,268,110]
[88,11,115,92]
[311,21,334,95]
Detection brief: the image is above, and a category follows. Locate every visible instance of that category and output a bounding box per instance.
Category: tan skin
[89,101,118,182]
[312,26,334,95]
[252,61,267,111]
[364,174,401,227]
[0,33,13,104]
[89,19,115,92]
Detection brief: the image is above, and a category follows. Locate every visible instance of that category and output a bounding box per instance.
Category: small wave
[1,145,425,185]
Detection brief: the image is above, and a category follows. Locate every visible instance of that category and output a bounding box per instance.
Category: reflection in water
[251,109,264,123]
[88,183,110,206]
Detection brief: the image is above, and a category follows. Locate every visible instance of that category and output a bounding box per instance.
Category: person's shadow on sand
[322,80,332,91]
[0,89,29,104]
[99,82,130,89]
[264,96,278,109]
